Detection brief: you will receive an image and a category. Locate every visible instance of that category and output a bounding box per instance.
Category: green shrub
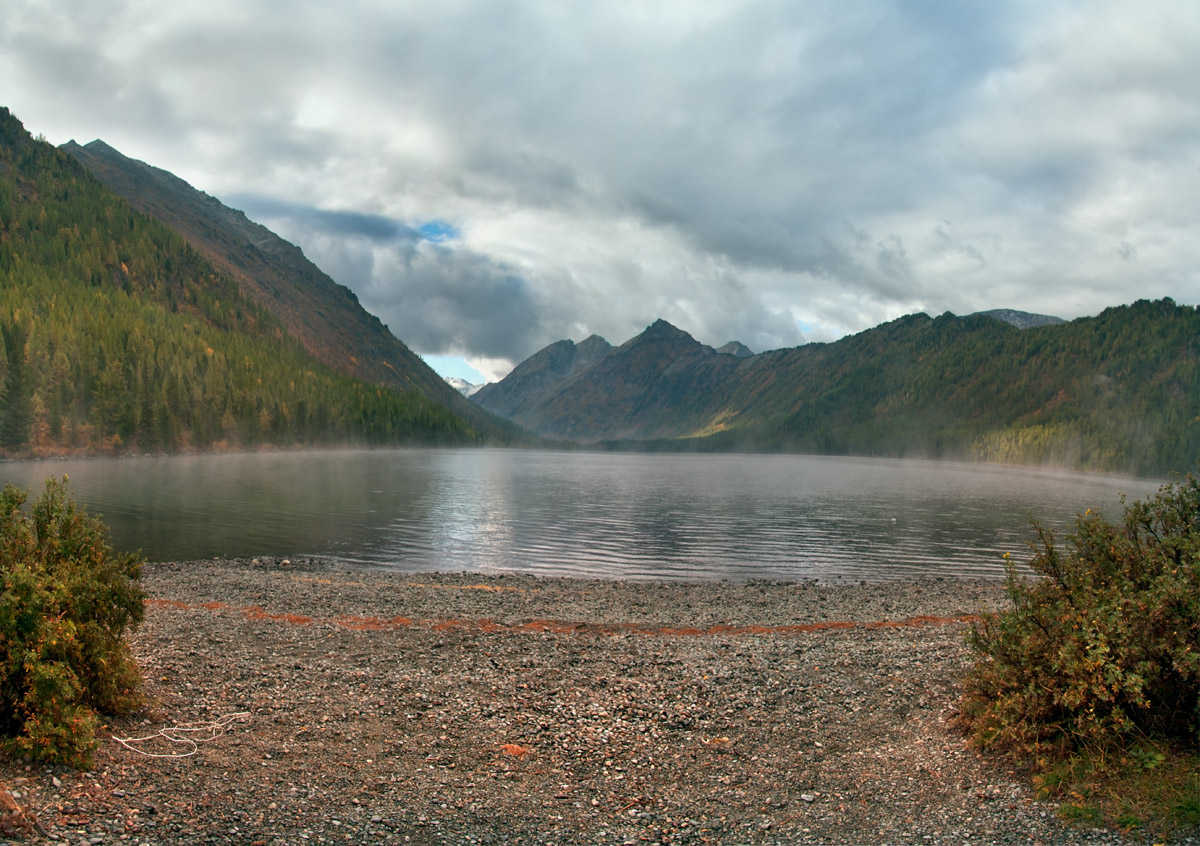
[0,477,144,767]
[960,475,1200,831]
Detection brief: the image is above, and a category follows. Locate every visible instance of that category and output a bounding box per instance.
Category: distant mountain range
[5,103,1194,475]
[473,304,1200,476]
[473,311,1056,440]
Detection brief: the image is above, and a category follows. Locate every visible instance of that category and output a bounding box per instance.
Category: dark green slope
[714,301,1200,475]
[59,137,520,442]
[480,303,1199,476]
[0,106,481,455]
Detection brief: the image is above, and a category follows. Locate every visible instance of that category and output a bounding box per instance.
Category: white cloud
[4,0,1199,376]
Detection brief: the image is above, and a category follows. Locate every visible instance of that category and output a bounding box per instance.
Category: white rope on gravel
[110,712,251,758]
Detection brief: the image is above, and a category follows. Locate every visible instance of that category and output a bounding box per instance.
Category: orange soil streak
[145,599,980,637]
[146,599,192,610]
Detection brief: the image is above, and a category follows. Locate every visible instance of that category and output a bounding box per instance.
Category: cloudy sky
[4,1,1199,382]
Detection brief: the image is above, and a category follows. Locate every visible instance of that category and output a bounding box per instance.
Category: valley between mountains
[0,104,1196,477]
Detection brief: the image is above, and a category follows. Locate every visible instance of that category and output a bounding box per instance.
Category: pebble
[0,560,1149,845]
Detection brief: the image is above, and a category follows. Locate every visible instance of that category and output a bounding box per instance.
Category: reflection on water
[0,449,1163,582]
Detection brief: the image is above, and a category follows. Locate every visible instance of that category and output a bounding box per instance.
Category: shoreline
[0,559,1155,844]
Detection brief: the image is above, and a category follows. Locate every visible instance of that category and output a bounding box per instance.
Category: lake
[0,449,1164,582]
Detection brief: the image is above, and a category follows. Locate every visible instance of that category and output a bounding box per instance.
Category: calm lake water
[0,449,1164,582]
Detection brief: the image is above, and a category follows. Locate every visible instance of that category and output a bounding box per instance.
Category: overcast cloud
[3,0,1199,381]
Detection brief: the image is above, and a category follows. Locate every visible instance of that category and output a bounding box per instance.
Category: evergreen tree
[0,319,33,452]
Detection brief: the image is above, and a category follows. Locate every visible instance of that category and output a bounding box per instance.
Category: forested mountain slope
[0,107,481,454]
[714,303,1199,475]
[477,304,1200,476]
[59,137,518,440]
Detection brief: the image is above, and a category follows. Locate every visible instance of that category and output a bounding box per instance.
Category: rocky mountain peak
[973,309,1065,330]
[571,337,613,374]
[716,341,754,358]
[639,319,690,341]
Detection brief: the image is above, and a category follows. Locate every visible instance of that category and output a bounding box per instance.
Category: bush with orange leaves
[959,476,1200,834]
[961,475,1200,757]
[0,478,145,767]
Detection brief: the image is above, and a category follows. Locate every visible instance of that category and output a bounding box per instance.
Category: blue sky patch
[418,220,460,243]
[424,354,485,383]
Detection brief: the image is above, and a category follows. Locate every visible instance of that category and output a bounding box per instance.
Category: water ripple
[0,449,1163,582]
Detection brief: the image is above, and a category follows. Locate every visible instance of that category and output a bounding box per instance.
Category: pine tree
[0,320,34,452]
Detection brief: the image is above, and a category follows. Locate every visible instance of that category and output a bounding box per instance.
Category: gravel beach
[0,558,1181,845]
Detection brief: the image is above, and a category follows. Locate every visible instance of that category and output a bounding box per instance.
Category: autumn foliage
[961,476,1200,754]
[0,477,144,766]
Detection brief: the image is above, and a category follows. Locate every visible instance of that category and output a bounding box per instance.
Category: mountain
[473,327,764,437]
[471,334,613,425]
[474,304,1200,476]
[527,320,747,440]
[59,137,517,441]
[973,308,1065,329]
[445,377,483,398]
[475,320,755,440]
[727,301,1199,476]
[0,106,481,454]
[716,341,755,358]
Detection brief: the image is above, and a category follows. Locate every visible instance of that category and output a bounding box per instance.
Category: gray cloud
[365,247,541,360]
[229,195,424,244]
[3,0,1199,376]
[244,204,541,362]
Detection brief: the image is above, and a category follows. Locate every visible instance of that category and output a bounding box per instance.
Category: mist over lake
[0,450,1163,582]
